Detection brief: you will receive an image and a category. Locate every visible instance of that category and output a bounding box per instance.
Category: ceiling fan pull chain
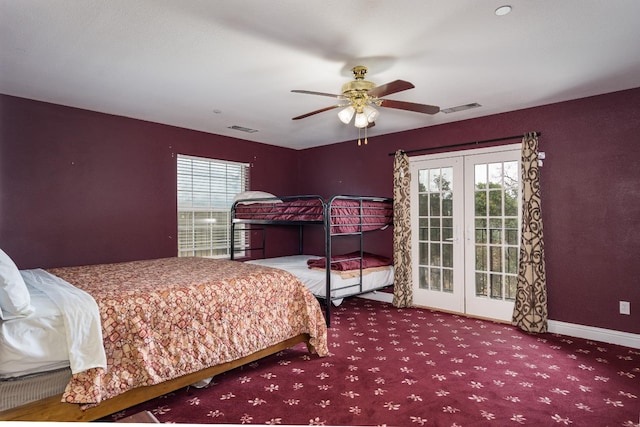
[357,128,361,146]
[364,126,368,145]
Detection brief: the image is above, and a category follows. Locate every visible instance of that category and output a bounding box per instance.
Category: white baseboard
[356,293,640,350]
[548,320,640,349]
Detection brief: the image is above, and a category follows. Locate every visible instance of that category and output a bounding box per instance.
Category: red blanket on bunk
[234,197,393,233]
[307,252,392,271]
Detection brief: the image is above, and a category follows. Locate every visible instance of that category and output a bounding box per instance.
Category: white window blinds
[177,154,249,258]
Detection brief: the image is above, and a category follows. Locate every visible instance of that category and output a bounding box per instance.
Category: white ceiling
[2,1,640,150]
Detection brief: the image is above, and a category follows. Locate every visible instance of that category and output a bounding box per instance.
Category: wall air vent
[441,103,482,114]
[228,125,258,133]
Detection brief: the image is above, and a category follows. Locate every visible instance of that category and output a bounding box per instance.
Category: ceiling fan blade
[292,89,343,98]
[367,80,415,98]
[292,105,340,120]
[379,99,440,115]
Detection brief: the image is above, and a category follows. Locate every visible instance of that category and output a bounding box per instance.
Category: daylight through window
[177,154,249,258]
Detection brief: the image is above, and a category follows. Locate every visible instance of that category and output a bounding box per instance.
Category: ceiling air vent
[441,103,482,114]
[228,125,258,133]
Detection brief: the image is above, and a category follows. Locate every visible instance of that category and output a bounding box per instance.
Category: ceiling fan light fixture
[338,105,356,124]
[363,105,379,123]
[354,112,369,128]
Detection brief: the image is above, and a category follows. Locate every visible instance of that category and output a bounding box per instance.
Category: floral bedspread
[47,257,328,405]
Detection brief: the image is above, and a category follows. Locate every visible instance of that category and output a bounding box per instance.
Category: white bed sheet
[246,255,394,304]
[0,269,106,379]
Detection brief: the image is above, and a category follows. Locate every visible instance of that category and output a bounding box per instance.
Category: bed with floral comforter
[41,257,328,409]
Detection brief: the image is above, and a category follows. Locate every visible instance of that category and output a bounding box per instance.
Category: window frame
[176,154,249,258]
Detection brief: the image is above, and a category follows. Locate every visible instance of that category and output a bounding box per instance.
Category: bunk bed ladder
[324,202,332,327]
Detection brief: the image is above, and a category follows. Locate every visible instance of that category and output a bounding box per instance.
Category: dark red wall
[2,88,639,335]
[298,87,640,335]
[0,95,300,269]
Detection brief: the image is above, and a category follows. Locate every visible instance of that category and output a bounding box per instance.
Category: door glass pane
[442,167,453,191]
[430,193,441,215]
[430,243,441,266]
[419,242,429,264]
[475,246,487,271]
[419,194,428,216]
[489,191,503,216]
[475,164,487,188]
[488,163,503,186]
[442,192,453,216]
[475,191,487,216]
[475,272,487,297]
[489,247,502,272]
[430,268,442,291]
[417,166,454,295]
[429,169,440,192]
[418,169,429,191]
[443,219,453,241]
[475,218,487,243]
[442,243,453,268]
[505,218,518,245]
[430,225,441,241]
[506,247,518,274]
[505,275,518,300]
[443,269,453,293]
[419,218,429,240]
[473,159,520,304]
[489,218,502,243]
[490,274,503,299]
[419,266,428,289]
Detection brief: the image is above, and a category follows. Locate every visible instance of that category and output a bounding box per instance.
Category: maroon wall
[0,95,300,269]
[2,88,638,336]
[298,87,640,335]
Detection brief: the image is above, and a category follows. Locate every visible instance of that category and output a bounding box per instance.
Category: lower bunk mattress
[246,255,394,304]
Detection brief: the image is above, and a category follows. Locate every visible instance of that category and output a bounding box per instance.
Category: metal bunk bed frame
[230,194,393,326]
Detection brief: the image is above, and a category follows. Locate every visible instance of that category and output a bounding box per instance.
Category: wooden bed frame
[0,333,311,422]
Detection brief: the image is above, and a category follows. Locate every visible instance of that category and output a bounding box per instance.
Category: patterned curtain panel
[392,150,413,308]
[512,133,548,333]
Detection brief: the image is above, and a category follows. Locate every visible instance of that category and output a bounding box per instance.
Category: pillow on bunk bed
[307,251,392,271]
[233,191,283,204]
[0,248,34,320]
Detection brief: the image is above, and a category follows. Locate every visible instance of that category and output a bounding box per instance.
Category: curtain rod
[388,132,541,157]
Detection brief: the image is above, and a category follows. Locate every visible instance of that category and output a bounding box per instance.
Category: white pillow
[233,191,282,204]
[0,248,34,320]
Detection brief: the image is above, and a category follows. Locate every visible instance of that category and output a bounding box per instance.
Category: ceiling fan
[291,65,440,130]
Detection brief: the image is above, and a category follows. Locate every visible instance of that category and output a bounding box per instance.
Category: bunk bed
[0,256,328,421]
[230,194,394,325]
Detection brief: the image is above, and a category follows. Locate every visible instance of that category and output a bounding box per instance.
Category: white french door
[410,144,521,322]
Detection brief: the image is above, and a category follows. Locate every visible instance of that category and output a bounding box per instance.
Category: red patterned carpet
[107,298,639,426]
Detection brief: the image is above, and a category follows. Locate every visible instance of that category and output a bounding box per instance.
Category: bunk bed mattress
[2,257,328,408]
[235,198,393,233]
[327,199,393,233]
[246,255,394,302]
[235,198,324,221]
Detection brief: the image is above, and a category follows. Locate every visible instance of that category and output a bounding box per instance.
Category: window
[177,154,249,258]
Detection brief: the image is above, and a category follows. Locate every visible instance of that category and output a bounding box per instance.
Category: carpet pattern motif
[108,298,639,426]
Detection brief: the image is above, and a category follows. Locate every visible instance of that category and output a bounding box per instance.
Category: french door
[410,144,521,321]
